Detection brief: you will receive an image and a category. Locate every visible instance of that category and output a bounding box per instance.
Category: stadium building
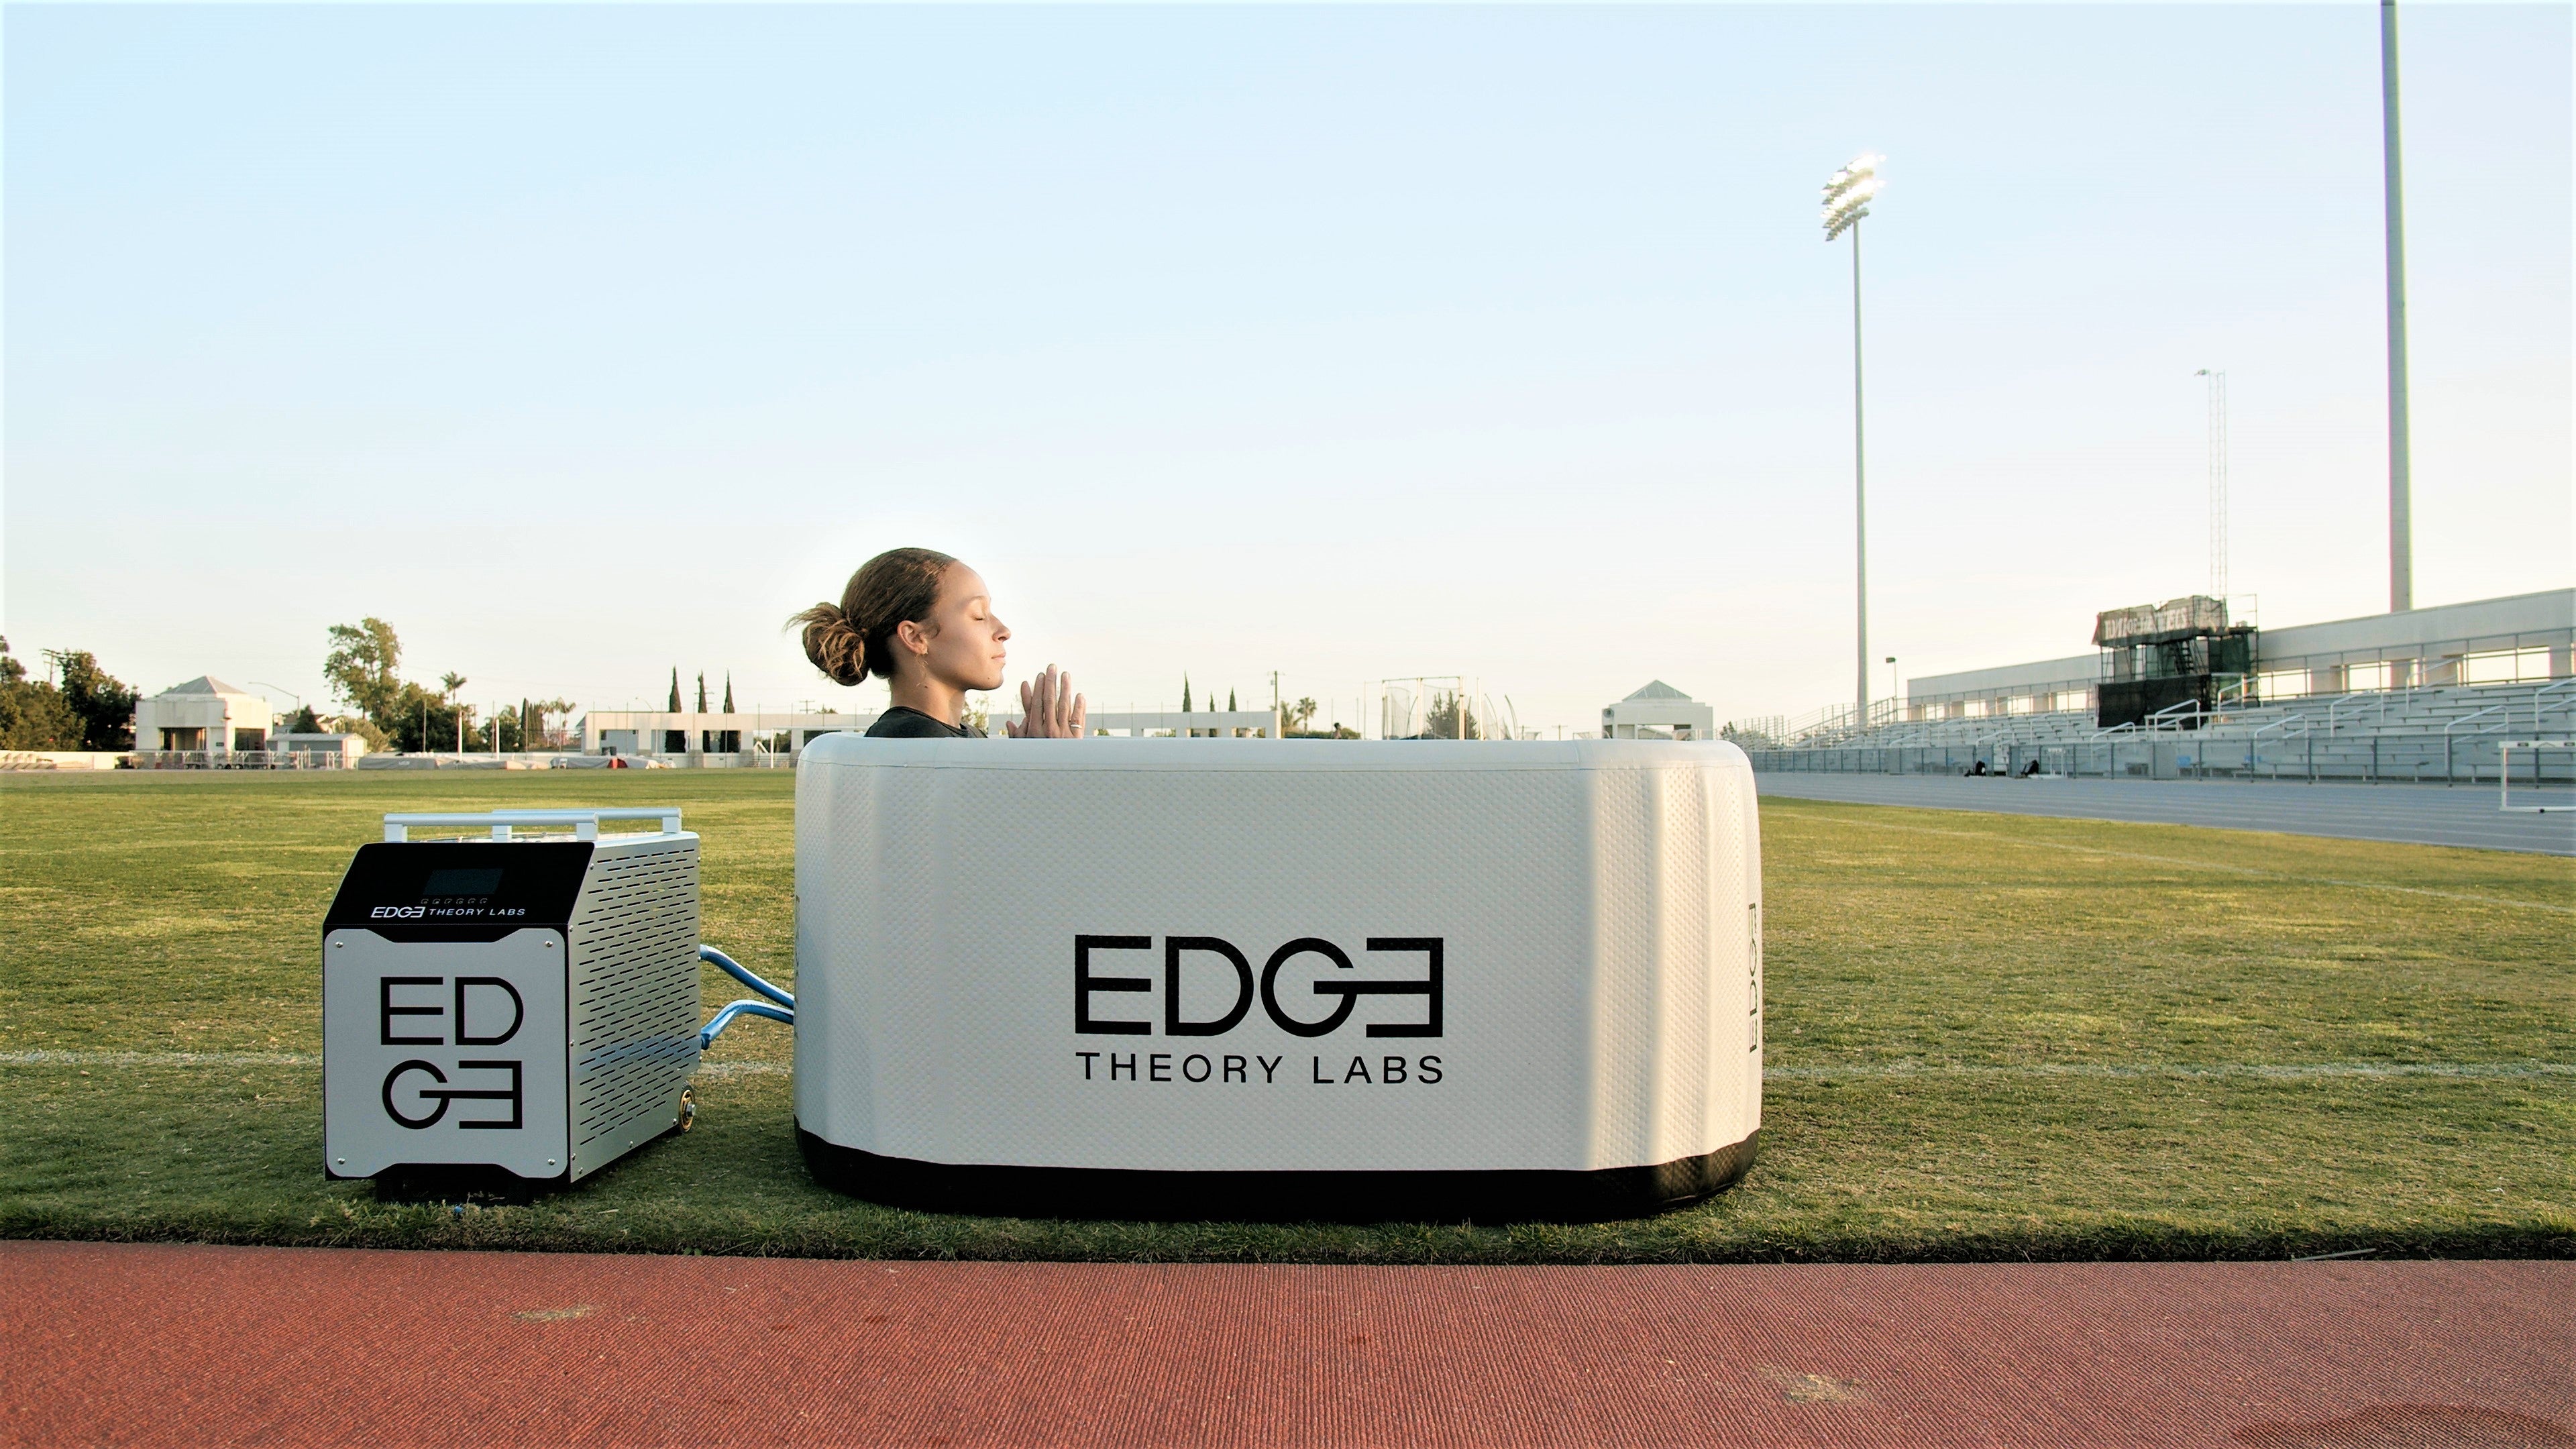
[132,676,274,758]
[1741,588,2573,784]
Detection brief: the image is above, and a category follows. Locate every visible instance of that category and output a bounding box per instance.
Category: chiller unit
[321,808,703,1187]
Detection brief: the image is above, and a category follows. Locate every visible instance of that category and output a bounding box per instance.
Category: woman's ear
[894,619,934,657]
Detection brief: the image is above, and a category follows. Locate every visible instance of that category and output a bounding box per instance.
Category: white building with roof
[133,676,274,756]
[1602,681,1715,740]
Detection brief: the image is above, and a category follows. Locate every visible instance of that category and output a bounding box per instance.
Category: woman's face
[901,564,1009,692]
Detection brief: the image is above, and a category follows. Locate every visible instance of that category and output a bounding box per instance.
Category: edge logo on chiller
[1074,934,1442,1038]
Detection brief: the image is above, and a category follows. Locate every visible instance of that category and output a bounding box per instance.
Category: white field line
[1793,812,2576,914]
[3,1050,2565,1083]
[0,1049,791,1076]
[1764,1061,2576,1082]
[1,1049,320,1067]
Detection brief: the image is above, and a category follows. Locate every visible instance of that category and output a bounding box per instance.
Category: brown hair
[791,548,957,687]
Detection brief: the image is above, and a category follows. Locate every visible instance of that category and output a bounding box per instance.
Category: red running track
[3,1243,2568,1448]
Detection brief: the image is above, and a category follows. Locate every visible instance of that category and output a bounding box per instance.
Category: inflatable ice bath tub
[792,736,1763,1220]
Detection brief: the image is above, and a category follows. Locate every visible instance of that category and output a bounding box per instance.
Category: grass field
[3,769,2569,1263]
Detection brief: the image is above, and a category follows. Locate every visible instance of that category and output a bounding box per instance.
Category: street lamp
[1823,153,1884,724]
[248,680,303,731]
[1884,656,1898,716]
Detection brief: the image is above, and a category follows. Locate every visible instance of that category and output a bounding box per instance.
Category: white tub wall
[1581,758,1762,1173]
[794,738,1761,1176]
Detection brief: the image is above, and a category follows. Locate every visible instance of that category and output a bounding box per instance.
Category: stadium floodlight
[1824,152,1884,720]
[1821,153,1883,241]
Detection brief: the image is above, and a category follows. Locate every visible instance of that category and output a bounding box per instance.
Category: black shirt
[865,706,984,739]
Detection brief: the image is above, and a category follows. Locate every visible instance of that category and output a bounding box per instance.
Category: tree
[1280,697,1319,734]
[668,668,682,713]
[323,619,405,726]
[43,649,137,750]
[526,698,574,749]
[331,714,392,753]
[321,618,488,752]
[1180,676,1192,712]
[1426,690,1481,741]
[1228,688,1237,712]
[286,704,323,734]
[388,682,463,754]
[430,674,470,751]
[696,672,709,713]
[722,673,735,713]
[0,637,83,749]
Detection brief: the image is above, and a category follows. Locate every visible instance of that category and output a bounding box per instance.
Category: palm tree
[438,673,468,751]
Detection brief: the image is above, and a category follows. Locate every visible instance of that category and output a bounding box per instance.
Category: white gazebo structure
[133,676,275,757]
[1601,681,1715,741]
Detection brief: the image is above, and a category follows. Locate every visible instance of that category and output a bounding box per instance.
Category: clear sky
[5,3,2567,737]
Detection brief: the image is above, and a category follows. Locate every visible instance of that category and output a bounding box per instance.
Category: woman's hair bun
[788,547,957,689]
[794,602,871,686]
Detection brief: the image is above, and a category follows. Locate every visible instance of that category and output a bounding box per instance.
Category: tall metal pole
[2203,370,2229,603]
[1851,219,1870,722]
[2381,0,2413,614]
[1822,152,1882,721]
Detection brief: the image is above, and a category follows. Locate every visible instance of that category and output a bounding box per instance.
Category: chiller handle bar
[381,808,684,842]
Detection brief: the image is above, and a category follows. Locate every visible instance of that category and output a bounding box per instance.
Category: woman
[792,547,1087,738]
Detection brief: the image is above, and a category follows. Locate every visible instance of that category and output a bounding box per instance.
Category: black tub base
[796,1128,1760,1224]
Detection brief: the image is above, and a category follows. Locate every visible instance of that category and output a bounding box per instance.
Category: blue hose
[700,998,795,1050]
[700,945,794,1009]
[696,945,795,1050]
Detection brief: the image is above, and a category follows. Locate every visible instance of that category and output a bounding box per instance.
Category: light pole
[2379,0,2413,615]
[2196,369,2229,606]
[1885,656,1898,715]
[1823,153,1884,724]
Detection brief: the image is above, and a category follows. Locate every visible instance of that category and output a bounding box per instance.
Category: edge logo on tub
[1075,934,1442,1038]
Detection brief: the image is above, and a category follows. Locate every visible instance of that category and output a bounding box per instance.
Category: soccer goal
[2498,740,2575,813]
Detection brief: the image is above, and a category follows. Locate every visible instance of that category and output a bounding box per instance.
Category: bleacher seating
[1748,678,2575,784]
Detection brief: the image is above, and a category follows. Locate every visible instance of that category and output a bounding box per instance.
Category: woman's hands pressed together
[1006,665,1088,738]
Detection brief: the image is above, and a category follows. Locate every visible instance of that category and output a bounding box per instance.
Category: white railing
[382,808,682,843]
[126,749,355,770]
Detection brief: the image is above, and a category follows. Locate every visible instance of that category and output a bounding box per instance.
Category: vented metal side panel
[565,836,701,1180]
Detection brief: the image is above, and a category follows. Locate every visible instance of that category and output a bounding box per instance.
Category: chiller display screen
[423,867,504,898]
[326,841,592,941]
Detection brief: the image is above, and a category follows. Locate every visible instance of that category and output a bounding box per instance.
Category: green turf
[3,769,2569,1262]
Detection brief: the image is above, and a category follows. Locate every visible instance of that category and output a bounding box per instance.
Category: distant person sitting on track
[792,547,1087,739]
